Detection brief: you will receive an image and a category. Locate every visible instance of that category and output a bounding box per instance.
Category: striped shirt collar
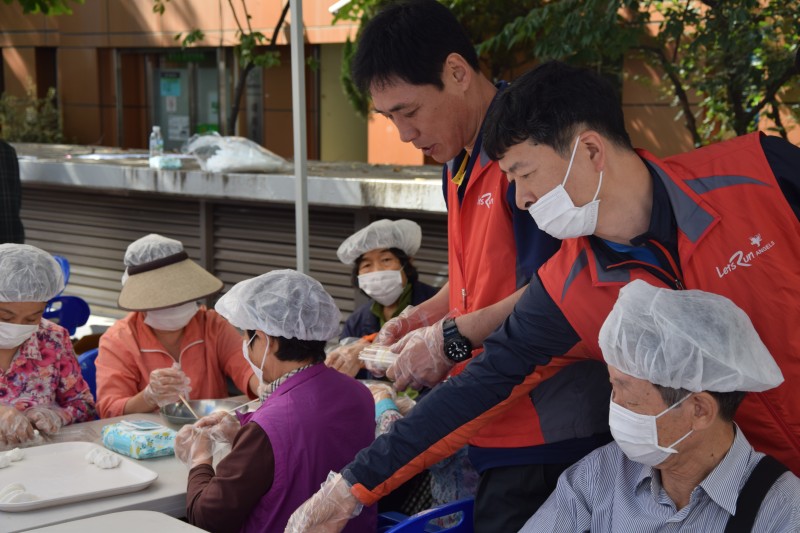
[633,425,751,516]
[260,362,318,400]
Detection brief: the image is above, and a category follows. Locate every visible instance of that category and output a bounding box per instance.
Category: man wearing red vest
[285,60,800,532]
[340,2,610,531]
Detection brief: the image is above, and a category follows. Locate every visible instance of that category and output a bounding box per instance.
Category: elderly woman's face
[358,249,407,283]
[0,302,47,326]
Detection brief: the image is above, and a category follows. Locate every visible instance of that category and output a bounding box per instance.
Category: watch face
[445,339,471,362]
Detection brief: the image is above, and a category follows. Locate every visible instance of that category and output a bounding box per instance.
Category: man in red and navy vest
[285,60,800,532]
[342,1,610,531]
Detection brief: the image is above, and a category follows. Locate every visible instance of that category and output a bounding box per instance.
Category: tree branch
[227,0,244,33]
[638,45,702,146]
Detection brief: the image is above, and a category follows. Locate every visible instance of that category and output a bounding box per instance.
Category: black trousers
[473,462,571,533]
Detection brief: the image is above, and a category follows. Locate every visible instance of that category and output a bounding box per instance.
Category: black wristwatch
[442,318,473,363]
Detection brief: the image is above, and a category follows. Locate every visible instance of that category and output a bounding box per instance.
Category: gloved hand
[195,410,240,444]
[373,305,442,352]
[174,424,213,469]
[143,363,192,408]
[284,472,362,533]
[363,380,396,403]
[326,339,370,378]
[24,405,68,435]
[0,405,35,446]
[386,318,454,391]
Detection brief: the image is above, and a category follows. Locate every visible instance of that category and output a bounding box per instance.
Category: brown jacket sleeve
[186,422,275,532]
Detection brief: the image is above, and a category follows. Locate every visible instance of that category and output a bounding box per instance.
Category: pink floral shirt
[0,319,96,423]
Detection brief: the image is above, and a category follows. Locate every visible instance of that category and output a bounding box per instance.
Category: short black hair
[351,0,480,94]
[654,384,747,423]
[350,247,418,288]
[245,330,326,365]
[483,61,633,160]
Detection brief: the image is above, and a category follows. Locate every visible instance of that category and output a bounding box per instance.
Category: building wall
[1,1,796,162]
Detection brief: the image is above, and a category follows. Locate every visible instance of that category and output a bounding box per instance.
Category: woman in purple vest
[174,269,377,533]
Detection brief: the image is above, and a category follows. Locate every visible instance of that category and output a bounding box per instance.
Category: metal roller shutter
[21,187,201,319]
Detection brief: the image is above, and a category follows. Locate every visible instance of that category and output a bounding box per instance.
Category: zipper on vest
[605,259,685,290]
[461,288,467,308]
[645,239,686,290]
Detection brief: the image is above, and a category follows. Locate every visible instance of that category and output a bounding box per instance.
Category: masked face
[0,301,46,350]
[144,302,199,331]
[242,333,269,383]
[358,270,405,306]
[526,136,604,239]
[0,322,39,350]
[609,393,694,467]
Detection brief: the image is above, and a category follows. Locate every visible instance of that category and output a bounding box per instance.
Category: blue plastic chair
[44,295,91,336]
[380,498,474,533]
[78,348,99,399]
[52,255,71,291]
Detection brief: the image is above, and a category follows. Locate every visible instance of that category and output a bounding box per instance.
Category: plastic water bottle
[149,126,164,168]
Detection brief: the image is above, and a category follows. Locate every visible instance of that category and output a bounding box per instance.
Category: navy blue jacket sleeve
[761,135,800,221]
[342,276,580,496]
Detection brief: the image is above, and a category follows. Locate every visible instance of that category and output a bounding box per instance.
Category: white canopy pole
[289,0,309,274]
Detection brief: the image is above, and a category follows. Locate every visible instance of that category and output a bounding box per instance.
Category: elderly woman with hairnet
[326,219,438,378]
[174,269,377,533]
[0,244,96,448]
[96,234,257,417]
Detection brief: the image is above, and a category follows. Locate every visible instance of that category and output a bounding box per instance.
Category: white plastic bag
[183,132,289,173]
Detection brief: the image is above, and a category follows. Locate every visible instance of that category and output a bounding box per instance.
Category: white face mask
[609,394,694,467]
[144,302,199,331]
[358,269,405,306]
[0,321,39,350]
[243,334,269,383]
[527,136,604,239]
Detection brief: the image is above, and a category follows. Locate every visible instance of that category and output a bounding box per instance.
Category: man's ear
[443,53,473,90]
[689,392,718,430]
[578,130,607,174]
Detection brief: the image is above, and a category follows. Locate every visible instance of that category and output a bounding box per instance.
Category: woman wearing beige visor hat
[95,234,258,417]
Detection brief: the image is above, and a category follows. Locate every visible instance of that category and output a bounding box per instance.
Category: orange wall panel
[367,113,424,166]
[2,47,36,96]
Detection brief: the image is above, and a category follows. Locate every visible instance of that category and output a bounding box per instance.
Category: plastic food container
[358,347,398,373]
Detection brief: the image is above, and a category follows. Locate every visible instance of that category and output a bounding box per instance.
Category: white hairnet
[337,219,422,265]
[121,234,184,285]
[0,244,65,302]
[124,234,184,267]
[215,269,341,341]
[599,279,783,393]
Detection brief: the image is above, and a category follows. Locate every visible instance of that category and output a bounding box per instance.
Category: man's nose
[515,183,535,210]
[397,123,419,143]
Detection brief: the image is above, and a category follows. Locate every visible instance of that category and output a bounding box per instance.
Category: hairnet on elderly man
[327,219,438,378]
[521,279,800,533]
[0,243,96,449]
[174,269,377,532]
[95,233,257,418]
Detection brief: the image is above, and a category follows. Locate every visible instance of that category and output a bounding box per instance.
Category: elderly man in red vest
[285,61,800,532]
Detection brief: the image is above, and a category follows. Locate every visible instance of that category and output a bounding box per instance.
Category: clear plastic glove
[284,472,362,533]
[326,339,369,378]
[24,405,68,435]
[143,363,192,408]
[373,305,441,352]
[195,411,240,444]
[174,424,213,469]
[0,405,35,446]
[363,380,396,404]
[386,318,454,391]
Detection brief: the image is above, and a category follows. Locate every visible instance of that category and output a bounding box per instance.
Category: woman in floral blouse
[0,244,96,448]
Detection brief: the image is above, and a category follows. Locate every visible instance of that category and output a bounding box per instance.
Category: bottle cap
[153,126,161,132]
